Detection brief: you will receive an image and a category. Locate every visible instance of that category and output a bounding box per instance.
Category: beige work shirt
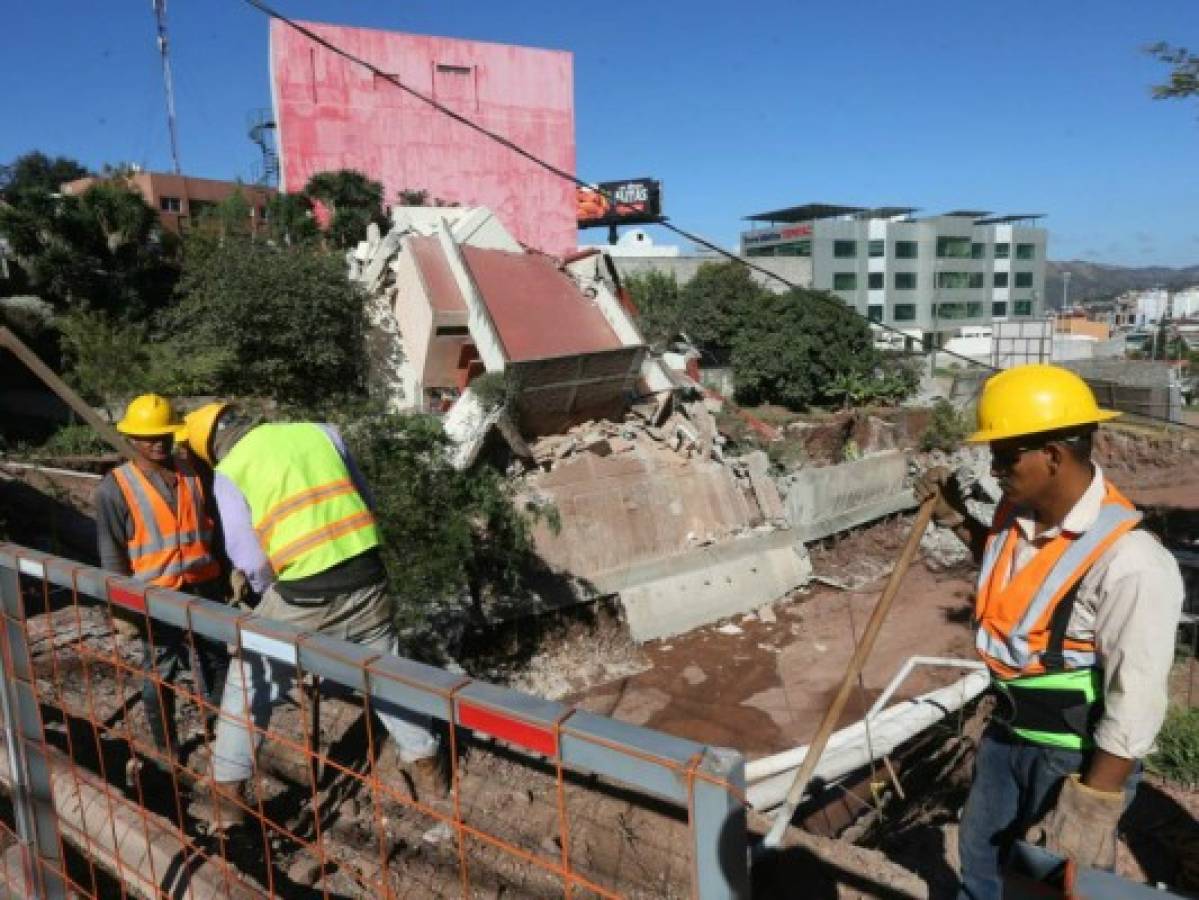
[1004,465,1184,758]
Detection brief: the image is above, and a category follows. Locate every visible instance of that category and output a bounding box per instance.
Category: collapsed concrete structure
[349,208,924,641]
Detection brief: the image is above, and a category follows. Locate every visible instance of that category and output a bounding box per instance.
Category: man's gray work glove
[914,466,969,527]
[1025,774,1123,871]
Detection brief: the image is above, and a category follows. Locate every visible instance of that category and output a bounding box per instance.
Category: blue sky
[2,0,1196,266]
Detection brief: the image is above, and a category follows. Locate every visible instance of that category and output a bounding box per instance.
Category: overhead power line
[242,0,1197,434]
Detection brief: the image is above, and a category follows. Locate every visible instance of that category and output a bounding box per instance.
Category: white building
[740,204,1048,349]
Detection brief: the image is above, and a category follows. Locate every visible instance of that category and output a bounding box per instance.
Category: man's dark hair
[1043,424,1096,463]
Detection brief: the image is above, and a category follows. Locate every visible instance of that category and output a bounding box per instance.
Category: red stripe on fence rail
[457,702,559,757]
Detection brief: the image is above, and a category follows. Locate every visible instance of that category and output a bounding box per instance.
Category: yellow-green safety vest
[217,423,380,582]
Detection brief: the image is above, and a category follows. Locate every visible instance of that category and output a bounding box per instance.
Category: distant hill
[1046,260,1199,308]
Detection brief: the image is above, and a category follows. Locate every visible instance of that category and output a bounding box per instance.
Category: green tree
[1146,43,1199,101]
[624,269,683,346]
[304,169,386,250]
[318,403,549,630]
[730,289,878,410]
[194,189,253,240]
[265,192,318,246]
[0,179,177,319]
[0,151,89,201]
[55,309,155,415]
[161,236,366,406]
[678,262,770,360]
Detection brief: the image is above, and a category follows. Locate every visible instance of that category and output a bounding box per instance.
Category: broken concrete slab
[742,451,787,523]
[618,534,815,642]
[780,451,916,542]
[609,529,813,642]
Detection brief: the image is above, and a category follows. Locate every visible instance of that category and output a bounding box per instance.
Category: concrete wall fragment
[780,451,916,542]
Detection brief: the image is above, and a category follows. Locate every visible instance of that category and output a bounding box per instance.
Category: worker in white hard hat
[917,365,1183,898]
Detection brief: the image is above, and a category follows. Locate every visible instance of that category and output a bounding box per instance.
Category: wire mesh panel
[0,544,747,899]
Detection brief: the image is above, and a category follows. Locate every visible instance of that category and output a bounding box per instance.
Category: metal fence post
[691,747,749,900]
[0,561,67,900]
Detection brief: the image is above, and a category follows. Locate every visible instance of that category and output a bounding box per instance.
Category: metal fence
[0,543,748,899]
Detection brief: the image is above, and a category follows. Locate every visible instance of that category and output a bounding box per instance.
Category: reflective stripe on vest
[996,669,1102,750]
[216,423,380,582]
[974,482,1140,679]
[110,461,220,589]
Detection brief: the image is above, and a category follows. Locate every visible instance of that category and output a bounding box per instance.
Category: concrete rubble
[346,205,950,642]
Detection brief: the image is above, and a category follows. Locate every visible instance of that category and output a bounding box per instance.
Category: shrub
[731,288,878,410]
[920,399,971,452]
[1147,706,1199,786]
[161,236,366,407]
[311,401,552,630]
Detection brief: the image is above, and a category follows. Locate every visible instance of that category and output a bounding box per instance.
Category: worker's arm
[914,467,988,563]
[948,514,990,564]
[94,475,133,576]
[319,424,376,511]
[1088,532,1185,783]
[211,472,275,594]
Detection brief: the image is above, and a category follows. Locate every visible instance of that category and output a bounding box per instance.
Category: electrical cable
[242,0,1198,434]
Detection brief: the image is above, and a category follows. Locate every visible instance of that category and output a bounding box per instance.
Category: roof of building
[743,203,863,223]
[974,214,1046,225]
[409,236,467,314]
[940,210,992,218]
[460,246,624,362]
[853,206,919,220]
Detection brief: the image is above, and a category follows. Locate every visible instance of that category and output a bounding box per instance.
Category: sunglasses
[989,434,1085,468]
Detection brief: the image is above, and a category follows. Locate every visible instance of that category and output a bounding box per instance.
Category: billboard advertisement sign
[577,179,662,228]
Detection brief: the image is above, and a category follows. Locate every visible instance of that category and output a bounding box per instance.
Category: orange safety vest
[110,460,221,590]
[974,480,1141,679]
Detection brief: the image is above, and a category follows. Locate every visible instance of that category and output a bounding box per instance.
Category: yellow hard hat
[116,393,183,437]
[967,364,1120,443]
[182,402,229,466]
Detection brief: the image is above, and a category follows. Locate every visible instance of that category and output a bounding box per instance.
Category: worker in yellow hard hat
[182,402,445,833]
[96,394,228,771]
[916,365,1183,898]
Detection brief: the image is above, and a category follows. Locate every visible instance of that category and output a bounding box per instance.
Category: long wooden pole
[763,495,938,848]
[0,326,138,461]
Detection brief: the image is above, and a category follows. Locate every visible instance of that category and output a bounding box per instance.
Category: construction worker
[916,365,1183,899]
[182,402,445,832]
[96,394,228,766]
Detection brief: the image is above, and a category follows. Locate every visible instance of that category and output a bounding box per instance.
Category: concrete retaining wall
[780,451,915,543]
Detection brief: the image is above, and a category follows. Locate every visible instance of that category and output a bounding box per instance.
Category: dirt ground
[568,517,976,759]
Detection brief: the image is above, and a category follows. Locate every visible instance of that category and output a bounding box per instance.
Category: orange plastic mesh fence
[0,546,747,899]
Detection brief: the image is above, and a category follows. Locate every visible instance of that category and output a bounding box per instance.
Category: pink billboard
[270,21,577,255]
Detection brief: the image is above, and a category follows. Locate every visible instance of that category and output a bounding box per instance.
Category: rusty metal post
[0,560,67,899]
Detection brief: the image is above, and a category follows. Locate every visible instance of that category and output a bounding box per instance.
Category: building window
[895,241,918,259]
[745,247,775,257]
[936,271,971,289]
[971,242,985,259]
[895,272,917,290]
[894,304,916,321]
[868,305,884,323]
[159,196,181,213]
[992,301,1008,317]
[1014,300,1033,316]
[833,272,857,290]
[776,240,810,257]
[868,239,885,258]
[833,240,857,258]
[1014,272,1034,288]
[435,324,470,337]
[994,272,1009,288]
[994,242,1010,259]
[1016,243,1035,260]
[968,272,984,289]
[936,236,972,258]
[868,272,884,290]
[936,302,984,319]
